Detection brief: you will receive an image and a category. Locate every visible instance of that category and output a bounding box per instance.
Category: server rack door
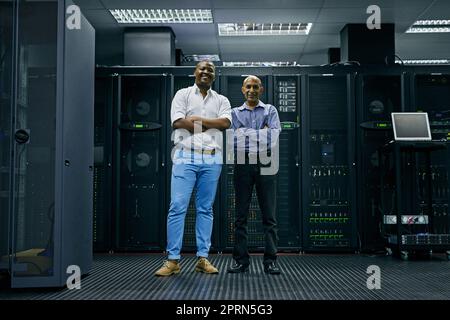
[7,0,95,288]
[116,75,167,250]
[60,0,95,278]
[412,73,450,237]
[302,74,357,251]
[273,75,301,250]
[10,0,58,285]
[356,74,403,252]
[168,75,222,252]
[221,75,270,251]
[0,0,14,272]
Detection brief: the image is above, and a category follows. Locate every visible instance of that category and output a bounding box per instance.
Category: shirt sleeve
[267,105,281,130]
[217,96,232,127]
[259,105,281,152]
[171,89,187,125]
[231,108,239,130]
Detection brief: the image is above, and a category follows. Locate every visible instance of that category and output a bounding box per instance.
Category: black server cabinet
[166,74,222,252]
[0,0,95,288]
[115,75,168,251]
[220,74,271,250]
[356,72,405,252]
[410,72,450,236]
[302,73,357,251]
[273,75,301,250]
[93,76,114,252]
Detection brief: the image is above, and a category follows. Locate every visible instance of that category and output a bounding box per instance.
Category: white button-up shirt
[171,84,232,151]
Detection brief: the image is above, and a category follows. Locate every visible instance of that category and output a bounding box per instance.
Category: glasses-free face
[194,61,215,88]
[242,77,263,105]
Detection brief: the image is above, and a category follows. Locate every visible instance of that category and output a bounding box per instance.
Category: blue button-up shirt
[230,101,281,153]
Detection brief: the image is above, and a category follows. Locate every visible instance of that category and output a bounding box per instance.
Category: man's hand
[186,116,205,132]
[185,116,230,131]
[187,115,203,123]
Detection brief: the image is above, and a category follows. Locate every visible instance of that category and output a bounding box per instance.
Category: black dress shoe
[264,262,281,275]
[227,262,249,273]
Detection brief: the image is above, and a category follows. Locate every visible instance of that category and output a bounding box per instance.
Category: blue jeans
[167,151,222,260]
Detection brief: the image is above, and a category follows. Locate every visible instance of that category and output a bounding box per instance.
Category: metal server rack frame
[4,0,94,288]
[272,73,302,251]
[113,73,169,251]
[405,66,450,257]
[301,70,358,252]
[93,75,115,252]
[355,67,408,252]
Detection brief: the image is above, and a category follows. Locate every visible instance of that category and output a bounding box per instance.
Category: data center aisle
[1,254,450,300]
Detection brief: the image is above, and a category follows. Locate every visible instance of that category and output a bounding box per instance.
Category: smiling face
[242,76,263,107]
[194,61,215,90]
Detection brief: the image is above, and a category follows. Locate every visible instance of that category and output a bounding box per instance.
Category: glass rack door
[10,0,58,281]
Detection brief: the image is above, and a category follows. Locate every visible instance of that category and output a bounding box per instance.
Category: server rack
[93,65,450,255]
[273,75,302,250]
[302,72,357,251]
[114,74,168,251]
[93,76,114,252]
[356,70,406,252]
[0,0,95,288]
[408,71,450,250]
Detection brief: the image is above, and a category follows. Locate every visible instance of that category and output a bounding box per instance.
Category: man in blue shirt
[227,75,282,275]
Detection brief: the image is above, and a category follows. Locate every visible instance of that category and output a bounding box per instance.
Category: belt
[192,149,216,155]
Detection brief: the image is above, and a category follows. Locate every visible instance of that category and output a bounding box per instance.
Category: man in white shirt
[155,61,232,276]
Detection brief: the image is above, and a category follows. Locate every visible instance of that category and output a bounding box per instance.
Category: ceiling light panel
[184,54,221,62]
[218,23,312,36]
[406,20,450,33]
[222,61,298,67]
[399,59,450,65]
[110,9,213,24]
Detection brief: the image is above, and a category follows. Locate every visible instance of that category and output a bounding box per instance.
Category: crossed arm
[173,116,231,133]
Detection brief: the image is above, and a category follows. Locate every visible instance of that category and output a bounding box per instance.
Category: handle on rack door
[14,129,30,144]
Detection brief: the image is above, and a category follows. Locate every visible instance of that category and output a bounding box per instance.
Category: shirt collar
[193,83,212,96]
[238,101,267,111]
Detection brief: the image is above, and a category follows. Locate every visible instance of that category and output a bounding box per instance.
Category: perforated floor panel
[1,253,450,300]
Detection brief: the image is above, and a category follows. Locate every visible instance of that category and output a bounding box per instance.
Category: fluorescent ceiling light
[218,23,312,36]
[110,9,213,24]
[406,20,450,33]
[222,61,298,67]
[397,59,450,65]
[183,54,221,62]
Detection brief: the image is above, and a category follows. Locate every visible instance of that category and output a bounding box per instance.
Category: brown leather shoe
[195,257,219,274]
[155,260,180,276]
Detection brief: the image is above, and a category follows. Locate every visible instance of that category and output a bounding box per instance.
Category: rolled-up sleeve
[171,89,186,125]
[218,96,232,127]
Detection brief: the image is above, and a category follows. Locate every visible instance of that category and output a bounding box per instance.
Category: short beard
[196,81,211,91]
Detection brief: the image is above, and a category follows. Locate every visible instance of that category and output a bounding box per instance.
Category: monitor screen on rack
[391,112,432,141]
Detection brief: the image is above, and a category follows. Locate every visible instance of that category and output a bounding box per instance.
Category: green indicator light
[135,124,144,128]
[377,123,388,128]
